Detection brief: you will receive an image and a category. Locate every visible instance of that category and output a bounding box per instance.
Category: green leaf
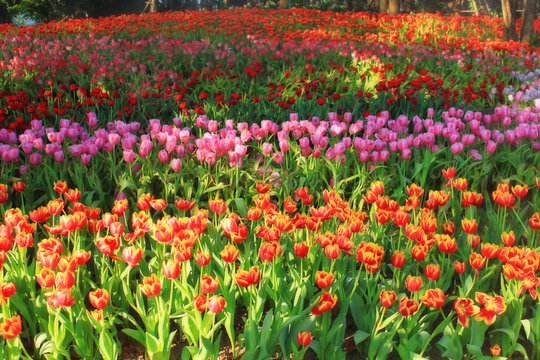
[354,330,369,345]
[234,198,248,218]
[122,328,145,346]
[259,309,274,350]
[437,327,462,360]
[511,343,530,360]
[99,331,115,360]
[521,319,531,339]
[490,328,516,340]
[146,332,162,354]
[466,344,483,357]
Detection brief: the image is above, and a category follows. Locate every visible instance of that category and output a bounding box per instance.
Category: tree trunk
[501,0,518,41]
[0,2,11,24]
[149,0,157,12]
[471,0,479,15]
[521,0,536,43]
[279,0,288,8]
[379,0,388,13]
[346,0,353,11]
[388,0,399,15]
[402,0,412,12]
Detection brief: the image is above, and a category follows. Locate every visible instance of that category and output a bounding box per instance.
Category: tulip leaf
[521,319,531,339]
[354,330,369,344]
[145,332,161,354]
[466,344,483,357]
[122,328,145,346]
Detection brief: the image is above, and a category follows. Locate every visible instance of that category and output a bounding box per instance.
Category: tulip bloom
[13,182,25,192]
[193,294,207,312]
[89,289,110,310]
[297,331,312,346]
[469,252,486,270]
[315,271,334,289]
[379,289,397,308]
[391,250,406,268]
[259,242,282,262]
[162,259,181,280]
[122,246,143,267]
[454,261,466,274]
[311,291,338,315]
[196,251,211,267]
[220,244,240,262]
[0,315,21,339]
[511,184,528,198]
[356,241,384,272]
[442,167,455,179]
[461,218,478,234]
[475,292,507,325]
[293,242,309,258]
[454,298,479,327]
[54,181,68,194]
[47,289,75,308]
[139,274,161,297]
[420,288,445,309]
[411,244,428,261]
[490,345,501,356]
[207,296,226,314]
[399,296,419,316]
[209,199,227,214]
[405,275,423,292]
[424,264,441,281]
[201,275,219,294]
[500,231,515,246]
[234,266,260,287]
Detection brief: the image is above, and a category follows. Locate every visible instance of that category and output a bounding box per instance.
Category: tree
[0,1,12,24]
[520,0,536,43]
[388,0,399,15]
[379,0,388,13]
[501,0,518,41]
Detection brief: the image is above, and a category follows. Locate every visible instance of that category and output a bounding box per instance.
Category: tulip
[0,315,22,339]
[122,246,143,267]
[379,289,397,308]
[207,296,226,314]
[139,274,161,296]
[391,250,406,268]
[315,271,334,289]
[405,275,423,292]
[201,275,219,294]
[162,259,181,280]
[89,289,110,310]
[424,264,441,281]
[420,288,445,309]
[399,296,419,316]
[297,331,312,347]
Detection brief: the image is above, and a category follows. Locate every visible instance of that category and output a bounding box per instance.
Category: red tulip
[399,296,419,316]
[0,315,21,339]
[207,296,226,314]
[379,289,397,308]
[140,274,161,297]
[89,289,110,310]
[297,331,312,346]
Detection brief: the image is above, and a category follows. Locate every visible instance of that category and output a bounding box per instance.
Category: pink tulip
[262,142,273,155]
[30,153,42,165]
[171,158,181,171]
[123,150,135,163]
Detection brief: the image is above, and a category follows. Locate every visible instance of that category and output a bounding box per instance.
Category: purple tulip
[29,153,42,166]
[54,150,64,162]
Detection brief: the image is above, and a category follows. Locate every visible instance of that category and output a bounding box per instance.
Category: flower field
[0,8,539,360]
